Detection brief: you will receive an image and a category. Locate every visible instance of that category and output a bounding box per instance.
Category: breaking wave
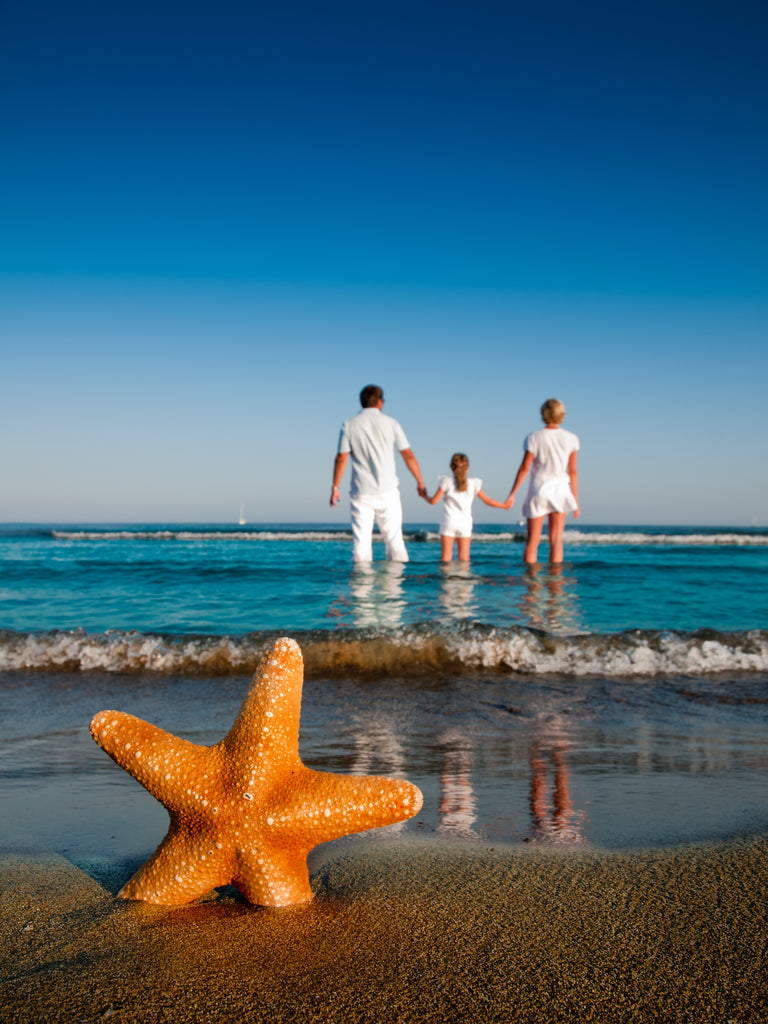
[46,527,768,546]
[562,530,768,547]
[2,624,767,678]
[50,529,353,542]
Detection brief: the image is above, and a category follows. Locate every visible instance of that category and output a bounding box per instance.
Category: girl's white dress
[437,475,482,537]
[521,427,580,518]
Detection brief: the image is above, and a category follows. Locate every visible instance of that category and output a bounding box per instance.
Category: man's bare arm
[400,448,427,498]
[330,452,349,506]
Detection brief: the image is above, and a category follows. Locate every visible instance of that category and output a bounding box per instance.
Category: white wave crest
[2,627,767,678]
[0,630,259,673]
[563,531,768,546]
[440,629,768,676]
[49,528,767,546]
[51,530,350,542]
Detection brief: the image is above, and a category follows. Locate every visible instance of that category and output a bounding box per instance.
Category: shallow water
[3,669,767,862]
[2,522,768,866]
[2,523,768,636]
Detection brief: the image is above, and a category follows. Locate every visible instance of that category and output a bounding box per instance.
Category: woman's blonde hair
[540,398,566,425]
[450,452,469,492]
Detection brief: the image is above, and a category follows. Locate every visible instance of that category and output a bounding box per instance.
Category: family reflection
[437,730,478,837]
[330,547,582,634]
[434,725,586,844]
[348,562,406,628]
[346,717,588,844]
[438,563,477,619]
[351,720,405,779]
[327,556,587,844]
[524,729,586,845]
[351,717,408,833]
[519,563,582,634]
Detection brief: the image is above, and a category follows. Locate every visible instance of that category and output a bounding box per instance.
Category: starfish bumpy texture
[90,637,422,907]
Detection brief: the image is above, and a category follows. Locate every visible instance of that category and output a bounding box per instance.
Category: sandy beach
[2,834,767,1023]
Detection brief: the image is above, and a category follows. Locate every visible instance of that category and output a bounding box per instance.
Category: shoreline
[2,834,767,1023]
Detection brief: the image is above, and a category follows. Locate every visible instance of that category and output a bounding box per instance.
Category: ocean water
[2,522,768,673]
[2,522,768,863]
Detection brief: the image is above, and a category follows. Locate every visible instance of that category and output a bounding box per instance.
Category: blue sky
[2,0,766,525]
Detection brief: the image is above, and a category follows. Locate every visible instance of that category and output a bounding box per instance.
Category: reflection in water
[351,720,405,777]
[519,563,583,634]
[351,718,408,833]
[438,563,477,620]
[348,562,406,628]
[437,730,478,837]
[525,726,586,845]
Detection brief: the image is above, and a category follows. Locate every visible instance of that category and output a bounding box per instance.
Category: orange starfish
[90,637,422,907]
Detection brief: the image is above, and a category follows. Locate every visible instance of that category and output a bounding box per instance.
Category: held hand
[417,484,427,499]
[504,497,514,509]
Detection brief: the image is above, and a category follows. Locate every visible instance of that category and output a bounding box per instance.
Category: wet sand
[2,835,767,1023]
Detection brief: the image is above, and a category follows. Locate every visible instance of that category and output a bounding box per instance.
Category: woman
[505,398,580,564]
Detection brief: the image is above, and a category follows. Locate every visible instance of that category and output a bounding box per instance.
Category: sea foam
[2,625,767,678]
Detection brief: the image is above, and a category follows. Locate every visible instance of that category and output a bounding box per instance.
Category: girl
[423,453,507,562]
[505,398,580,564]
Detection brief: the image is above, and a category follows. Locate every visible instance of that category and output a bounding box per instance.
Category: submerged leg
[548,512,567,563]
[524,517,544,563]
[350,497,375,562]
[377,494,408,562]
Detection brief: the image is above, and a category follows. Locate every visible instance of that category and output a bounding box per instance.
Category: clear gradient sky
[2,0,766,525]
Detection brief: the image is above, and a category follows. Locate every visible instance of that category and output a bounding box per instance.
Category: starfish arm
[222,638,304,770]
[90,710,212,810]
[275,770,423,847]
[119,824,230,905]
[234,845,313,908]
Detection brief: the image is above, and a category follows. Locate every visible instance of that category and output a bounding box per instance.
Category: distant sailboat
[238,503,246,526]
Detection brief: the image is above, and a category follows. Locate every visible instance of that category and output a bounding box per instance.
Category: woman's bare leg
[456,536,471,561]
[440,535,455,562]
[524,517,544,563]
[547,512,567,563]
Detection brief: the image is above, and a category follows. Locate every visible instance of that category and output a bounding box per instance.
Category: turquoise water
[1,523,767,675]
[2,522,768,857]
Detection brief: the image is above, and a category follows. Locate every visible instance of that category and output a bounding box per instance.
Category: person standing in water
[505,398,580,564]
[422,452,507,562]
[331,385,426,562]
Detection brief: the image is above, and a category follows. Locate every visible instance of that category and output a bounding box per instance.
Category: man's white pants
[350,490,408,562]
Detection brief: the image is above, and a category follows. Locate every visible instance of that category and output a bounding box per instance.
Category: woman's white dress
[521,427,579,518]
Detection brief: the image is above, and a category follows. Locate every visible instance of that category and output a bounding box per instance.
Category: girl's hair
[450,452,469,492]
[540,398,566,425]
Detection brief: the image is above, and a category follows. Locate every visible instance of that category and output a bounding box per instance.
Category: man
[331,385,426,562]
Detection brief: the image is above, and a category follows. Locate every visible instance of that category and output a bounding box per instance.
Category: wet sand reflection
[525,735,586,845]
[351,718,408,833]
[437,730,478,837]
[433,724,587,845]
